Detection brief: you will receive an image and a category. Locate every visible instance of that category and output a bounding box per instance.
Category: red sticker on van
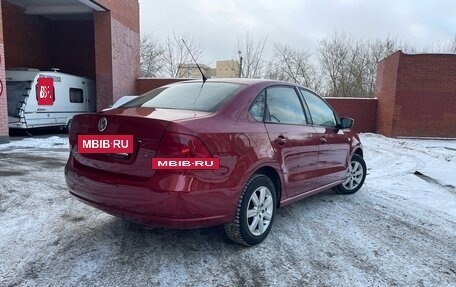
[37,78,54,105]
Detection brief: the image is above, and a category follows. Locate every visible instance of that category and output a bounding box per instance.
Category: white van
[6,68,96,130]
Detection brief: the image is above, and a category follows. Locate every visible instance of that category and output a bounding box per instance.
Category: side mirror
[340,117,354,129]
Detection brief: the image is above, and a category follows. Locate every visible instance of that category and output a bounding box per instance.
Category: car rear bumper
[64,158,237,229]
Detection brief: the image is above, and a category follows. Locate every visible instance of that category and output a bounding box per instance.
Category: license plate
[77,135,134,154]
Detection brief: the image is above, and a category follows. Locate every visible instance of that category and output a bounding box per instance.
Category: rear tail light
[157,132,212,158]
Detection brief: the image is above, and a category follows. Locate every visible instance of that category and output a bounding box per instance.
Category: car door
[259,86,320,197]
[299,89,350,187]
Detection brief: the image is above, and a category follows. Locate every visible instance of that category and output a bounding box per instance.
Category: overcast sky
[139,0,456,66]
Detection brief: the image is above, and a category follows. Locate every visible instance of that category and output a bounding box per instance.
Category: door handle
[320,136,327,144]
[276,135,287,145]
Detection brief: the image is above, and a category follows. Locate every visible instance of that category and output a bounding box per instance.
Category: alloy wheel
[342,160,364,191]
[246,186,274,236]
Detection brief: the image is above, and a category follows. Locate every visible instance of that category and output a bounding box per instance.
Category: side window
[265,86,306,125]
[69,88,83,103]
[300,89,336,127]
[249,90,266,121]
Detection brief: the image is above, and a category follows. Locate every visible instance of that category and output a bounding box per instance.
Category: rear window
[121,82,244,112]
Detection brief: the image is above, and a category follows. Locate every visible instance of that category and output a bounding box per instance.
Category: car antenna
[182,39,207,84]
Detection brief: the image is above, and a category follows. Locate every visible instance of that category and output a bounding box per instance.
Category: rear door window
[264,86,307,125]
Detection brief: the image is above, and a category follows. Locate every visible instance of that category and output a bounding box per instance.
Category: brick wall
[136,78,189,94]
[376,51,456,138]
[0,1,8,142]
[375,51,401,137]
[2,2,95,78]
[94,0,139,110]
[326,98,377,133]
[95,0,139,33]
[111,17,139,102]
[94,11,113,111]
[394,53,456,137]
[2,1,52,70]
[0,0,139,140]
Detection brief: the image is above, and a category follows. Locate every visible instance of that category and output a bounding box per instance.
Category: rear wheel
[336,154,366,194]
[224,174,277,246]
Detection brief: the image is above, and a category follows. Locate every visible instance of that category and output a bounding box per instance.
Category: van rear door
[6,81,31,128]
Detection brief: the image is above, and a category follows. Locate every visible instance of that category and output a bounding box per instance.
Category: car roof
[163,78,321,97]
[178,78,295,86]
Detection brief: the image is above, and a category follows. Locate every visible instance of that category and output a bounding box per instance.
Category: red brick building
[376,51,456,138]
[0,2,454,143]
[0,0,139,143]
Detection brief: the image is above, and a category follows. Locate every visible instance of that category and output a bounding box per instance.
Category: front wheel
[224,174,277,246]
[336,154,367,194]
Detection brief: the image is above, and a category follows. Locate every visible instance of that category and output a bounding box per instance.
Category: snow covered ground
[0,133,455,286]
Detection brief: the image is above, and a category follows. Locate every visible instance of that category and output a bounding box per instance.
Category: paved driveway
[0,134,455,286]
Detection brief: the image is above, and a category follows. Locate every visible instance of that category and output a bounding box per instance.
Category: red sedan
[65,79,366,246]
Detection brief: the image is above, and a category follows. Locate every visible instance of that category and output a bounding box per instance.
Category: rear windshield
[121,82,244,112]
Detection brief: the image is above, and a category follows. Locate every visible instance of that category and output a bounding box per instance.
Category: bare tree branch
[236,33,267,78]
[162,32,203,78]
[140,32,164,77]
[441,34,456,53]
[319,33,413,97]
[266,44,322,92]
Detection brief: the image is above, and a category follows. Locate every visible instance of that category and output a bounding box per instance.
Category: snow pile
[360,133,456,187]
[0,133,455,286]
[0,136,69,151]
[360,133,456,217]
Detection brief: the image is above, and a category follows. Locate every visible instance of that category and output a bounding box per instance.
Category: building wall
[94,0,140,109]
[0,1,8,142]
[177,61,239,79]
[95,0,139,33]
[111,16,139,102]
[216,60,239,78]
[2,2,95,78]
[2,1,52,70]
[136,78,189,94]
[375,51,401,137]
[93,11,113,111]
[393,53,456,137]
[326,98,377,133]
[177,64,211,79]
[375,51,456,138]
[0,0,139,141]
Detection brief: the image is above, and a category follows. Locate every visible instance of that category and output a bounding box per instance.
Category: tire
[336,154,367,194]
[224,174,277,246]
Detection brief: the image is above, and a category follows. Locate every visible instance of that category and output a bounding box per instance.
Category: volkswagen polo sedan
[65,79,366,246]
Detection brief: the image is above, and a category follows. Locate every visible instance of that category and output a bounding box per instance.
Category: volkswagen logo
[98,117,107,132]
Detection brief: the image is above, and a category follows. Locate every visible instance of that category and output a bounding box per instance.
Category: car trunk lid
[69,107,211,178]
